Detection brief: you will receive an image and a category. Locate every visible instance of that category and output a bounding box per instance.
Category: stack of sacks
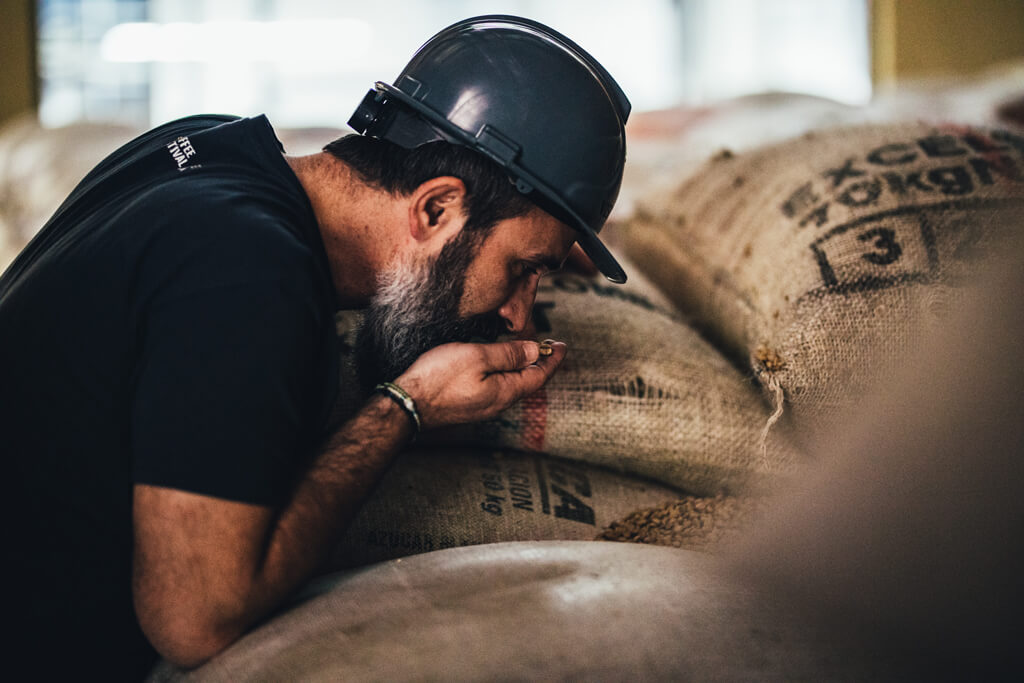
[594,122,1024,552]
[331,250,802,497]
[330,251,803,566]
[427,253,802,496]
[614,122,1024,444]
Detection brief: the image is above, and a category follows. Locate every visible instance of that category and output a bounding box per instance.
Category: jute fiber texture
[617,123,1024,440]
[436,255,801,495]
[331,448,682,568]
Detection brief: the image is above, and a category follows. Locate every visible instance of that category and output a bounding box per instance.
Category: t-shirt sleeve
[130,217,327,506]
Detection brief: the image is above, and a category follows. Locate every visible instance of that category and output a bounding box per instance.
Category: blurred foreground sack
[149,542,888,682]
[332,448,681,568]
[412,255,803,495]
[618,123,1024,441]
[729,238,1024,679]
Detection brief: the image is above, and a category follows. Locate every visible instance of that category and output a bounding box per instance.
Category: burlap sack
[331,448,682,568]
[333,255,801,496]
[408,256,802,495]
[617,123,1024,439]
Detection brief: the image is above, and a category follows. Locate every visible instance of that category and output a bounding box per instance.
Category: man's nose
[498,277,539,334]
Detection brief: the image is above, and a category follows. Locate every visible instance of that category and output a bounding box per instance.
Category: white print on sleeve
[166,136,198,170]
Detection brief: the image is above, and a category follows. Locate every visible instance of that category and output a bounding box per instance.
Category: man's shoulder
[76,115,244,188]
[140,175,309,251]
[132,185,318,288]
[127,115,306,236]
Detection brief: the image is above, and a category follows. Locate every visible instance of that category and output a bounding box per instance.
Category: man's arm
[132,339,566,668]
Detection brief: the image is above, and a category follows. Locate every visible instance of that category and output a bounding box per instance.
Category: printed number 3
[858,227,902,266]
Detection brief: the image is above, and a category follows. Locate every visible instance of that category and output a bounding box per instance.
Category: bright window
[37,0,870,129]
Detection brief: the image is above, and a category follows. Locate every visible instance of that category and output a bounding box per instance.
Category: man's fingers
[532,340,567,378]
[494,341,567,400]
[478,340,540,373]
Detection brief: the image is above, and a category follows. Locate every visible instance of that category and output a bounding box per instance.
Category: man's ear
[408,176,467,241]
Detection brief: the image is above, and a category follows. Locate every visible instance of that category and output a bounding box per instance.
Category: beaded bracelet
[374,381,421,441]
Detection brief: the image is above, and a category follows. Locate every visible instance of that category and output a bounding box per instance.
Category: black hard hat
[348,15,631,283]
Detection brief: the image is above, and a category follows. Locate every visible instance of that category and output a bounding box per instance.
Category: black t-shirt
[2,115,339,680]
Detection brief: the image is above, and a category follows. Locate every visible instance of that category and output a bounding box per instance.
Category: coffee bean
[596,494,766,551]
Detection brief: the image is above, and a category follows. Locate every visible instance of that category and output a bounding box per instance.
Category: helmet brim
[573,224,627,284]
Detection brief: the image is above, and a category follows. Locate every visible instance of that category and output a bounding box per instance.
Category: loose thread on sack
[754,345,787,470]
[759,374,785,469]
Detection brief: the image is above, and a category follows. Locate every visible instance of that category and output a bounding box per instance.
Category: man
[4,15,629,679]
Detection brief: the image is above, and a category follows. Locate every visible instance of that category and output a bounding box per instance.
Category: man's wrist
[374,381,421,441]
[368,390,417,445]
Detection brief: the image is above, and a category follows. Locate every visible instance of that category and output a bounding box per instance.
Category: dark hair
[323,134,534,233]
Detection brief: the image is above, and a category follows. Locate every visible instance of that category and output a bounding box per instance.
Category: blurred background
[2,0,1023,130]
[2,0,1024,266]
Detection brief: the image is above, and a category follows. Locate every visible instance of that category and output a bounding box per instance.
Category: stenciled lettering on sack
[539,276,660,312]
[166,135,198,170]
[476,452,539,515]
[479,467,506,516]
[532,277,678,329]
[545,462,596,525]
[531,300,556,333]
[471,453,599,526]
[508,464,535,512]
[806,198,1024,296]
[778,129,1024,232]
[364,529,436,552]
[478,451,508,516]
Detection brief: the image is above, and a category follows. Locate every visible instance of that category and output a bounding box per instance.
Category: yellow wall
[0,0,37,126]
[873,0,1024,84]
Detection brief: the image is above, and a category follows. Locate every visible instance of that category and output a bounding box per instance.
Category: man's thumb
[486,340,539,372]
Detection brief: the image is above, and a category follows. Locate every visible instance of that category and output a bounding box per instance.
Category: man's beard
[354,228,507,392]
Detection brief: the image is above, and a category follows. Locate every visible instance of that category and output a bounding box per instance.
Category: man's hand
[396,339,567,429]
